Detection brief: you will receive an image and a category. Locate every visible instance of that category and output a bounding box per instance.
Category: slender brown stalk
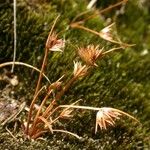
[42,76,77,118]
[55,76,77,101]
[26,86,46,134]
[42,65,88,118]
[34,48,49,97]
[99,0,128,14]
[46,99,81,121]
[31,130,47,139]
[29,89,53,136]
[71,23,100,35]
[72,10,91,23]
[26,16,60,135]
[71,23,132,46]
[71,23,119,44]
[46,106,60,120]
[72,0,128,24]
[34,15,60,96]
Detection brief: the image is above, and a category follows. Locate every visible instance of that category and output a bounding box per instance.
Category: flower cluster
[78,45,103,66]
[95,107,138,133]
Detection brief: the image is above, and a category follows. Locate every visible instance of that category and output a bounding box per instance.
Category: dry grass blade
[0,61,51,83]
[26,86,46,134]
[5,127,18,142]
[60,109,73,118]
[109,108,139,122]
[38,116,53,133]
[59,99,82,118]
[29,89,53,135]
[53,129,81,139]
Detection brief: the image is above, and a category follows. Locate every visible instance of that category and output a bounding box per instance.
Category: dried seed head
[95,107,138,133]
[73,61,89,78]
[46,32,65,52]
[95,107,122,133]
[78,45,103,66]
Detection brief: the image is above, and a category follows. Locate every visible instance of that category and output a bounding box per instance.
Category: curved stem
[53,129,81,139]
[0,61,51,83]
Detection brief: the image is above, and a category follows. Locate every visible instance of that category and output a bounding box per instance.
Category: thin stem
[71,23,121,44]
[60,105,139,122]
[45,106,60,120]
[71,23,136,46]
[99,0,128,14]
[71,23,100,35]
[102,47,123,56]
[26,86,46,134]
[28,16,60,134]
[34,48,49,97]
[72,10,91,23]
[53,129,81,139]
[5,127,18,142]
[42,76,77,118]
[30,89,53,135]
[31,130,47,139]
[55,76,77,101]
[32,129,81,139]
[46,99,82,120]
[0,61,51,83]
[11,0,17,73]
[49,116,61,125]
[60,105,101,111]
[72,0,128,24]
[34,15,60,97]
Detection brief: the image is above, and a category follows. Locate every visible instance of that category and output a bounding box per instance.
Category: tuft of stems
[0,1,139,141]
[21,15,138,139]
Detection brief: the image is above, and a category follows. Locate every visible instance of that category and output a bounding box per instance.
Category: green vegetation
[0,0,150,149]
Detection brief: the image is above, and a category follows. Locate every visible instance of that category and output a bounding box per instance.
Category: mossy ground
[0,0,150,149]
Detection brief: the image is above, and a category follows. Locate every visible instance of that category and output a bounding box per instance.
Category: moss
[0,0,150,149]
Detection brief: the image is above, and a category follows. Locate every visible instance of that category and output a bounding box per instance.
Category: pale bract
[100,23,115,42]
[73,61,89,78]
[49,39,65,52]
